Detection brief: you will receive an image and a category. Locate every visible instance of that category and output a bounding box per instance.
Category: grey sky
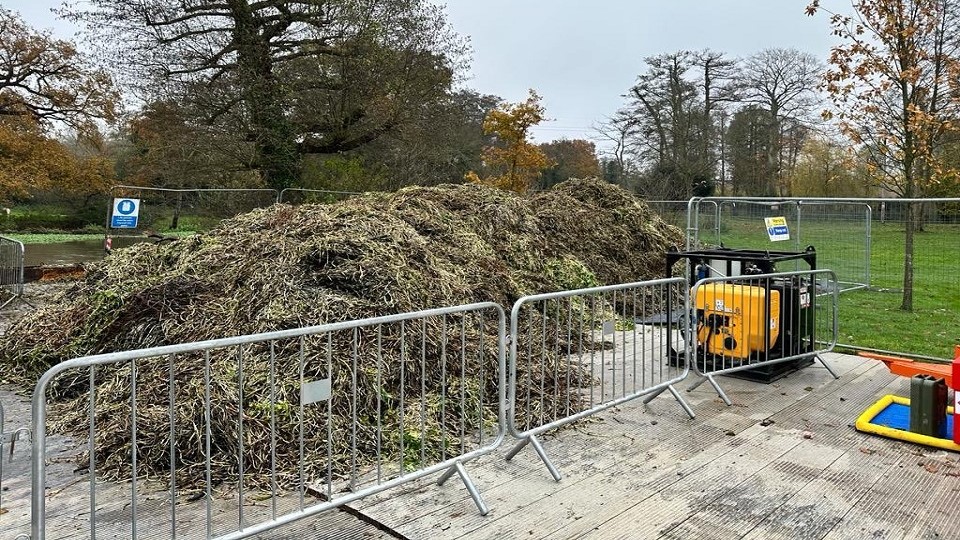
[10,0,851,147]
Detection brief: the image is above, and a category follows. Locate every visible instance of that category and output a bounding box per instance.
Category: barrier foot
[817,354,840,380]
[667,385,696,419]
[505,435,562,482]
[641,386,668,404]
[706,376,733,406]
[504,436,529,461]
[686,375,708,392]
[438,460,488,516]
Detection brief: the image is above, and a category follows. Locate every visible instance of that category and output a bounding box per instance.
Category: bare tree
[694,49,738,190]
[595,111,639,187]
[737,48,824,196]
[625,51,717,199]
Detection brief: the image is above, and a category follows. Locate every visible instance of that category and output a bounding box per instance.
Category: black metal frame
[666,246,819,383]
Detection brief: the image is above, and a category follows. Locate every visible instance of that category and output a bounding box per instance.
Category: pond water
[23,237,146,266]
[24,239,105,266]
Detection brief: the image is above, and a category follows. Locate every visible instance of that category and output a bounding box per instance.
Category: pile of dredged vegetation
[0,178,683,491]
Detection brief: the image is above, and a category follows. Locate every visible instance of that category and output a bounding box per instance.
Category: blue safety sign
[111,198,141,228]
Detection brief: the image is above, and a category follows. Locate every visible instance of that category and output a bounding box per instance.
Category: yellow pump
[694,283,780,360]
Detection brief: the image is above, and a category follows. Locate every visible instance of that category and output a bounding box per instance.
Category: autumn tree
[807,0,960,310]
[786,136,872,197]
[538,139,601,189]
[0,8,117,131]
[0,116,112,205]
[465,90,550,194]
[66,0,468,190]
[120,100,259,189]
[0,8,118,203]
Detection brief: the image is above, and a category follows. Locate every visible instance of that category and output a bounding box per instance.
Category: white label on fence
[602,320,615,335]
[111,198,141,229]
[764,216,790,242]
[301,378,332,405]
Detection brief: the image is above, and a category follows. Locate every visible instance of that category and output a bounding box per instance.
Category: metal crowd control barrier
[27,303,505,540]
[1,400,4,522]
[0,400,28,539]
[686,269,840,405]
[0,235,25,309]
[506,278,694,481]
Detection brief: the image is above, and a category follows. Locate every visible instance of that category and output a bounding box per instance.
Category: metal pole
[864,204,873,288]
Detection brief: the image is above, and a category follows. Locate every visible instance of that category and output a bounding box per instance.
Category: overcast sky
[12,0,852,147]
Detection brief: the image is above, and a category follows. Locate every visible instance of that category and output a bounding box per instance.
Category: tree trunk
[900,201,915,311]
[170,191,182,230]
[230,0,300,190]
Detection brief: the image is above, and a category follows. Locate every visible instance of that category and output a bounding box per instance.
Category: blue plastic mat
[871,402,955,437]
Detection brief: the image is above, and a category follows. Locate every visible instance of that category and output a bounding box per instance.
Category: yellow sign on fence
[764,216,790,242]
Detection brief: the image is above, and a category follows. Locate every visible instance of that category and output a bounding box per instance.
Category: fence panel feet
[438,460,488,516]
[817,354,840,379]
[667,385,696,419]
[706,376,732,406]
[505,435,561,482]
[642,385,696,419]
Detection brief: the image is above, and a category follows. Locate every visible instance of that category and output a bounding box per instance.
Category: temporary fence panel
[26,303,505,540]
[648,200,720,242]
[104,186,280,251]
[278,188,361,205]
[1,398,31,540]
[688,199,872,292]
[506,278,694,481]
[793,202,872,291]
[0,235,25,309]
[866,199,959,297]
[688,197,960,360]
[686,269,840,405]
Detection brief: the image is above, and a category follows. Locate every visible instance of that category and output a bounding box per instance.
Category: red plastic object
[860,351,953,387]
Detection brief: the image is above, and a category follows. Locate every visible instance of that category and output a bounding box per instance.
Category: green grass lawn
[712,219,960,359]
[5,232,105,244]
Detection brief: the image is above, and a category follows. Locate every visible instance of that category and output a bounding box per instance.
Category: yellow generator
[694,283,781,360]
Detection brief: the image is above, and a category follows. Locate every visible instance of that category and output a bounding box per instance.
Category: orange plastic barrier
[859,351,953,388]
[859,347,960,446]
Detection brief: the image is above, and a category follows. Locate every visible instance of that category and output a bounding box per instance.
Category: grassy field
[713,219,960,359]
[5,232,104,244]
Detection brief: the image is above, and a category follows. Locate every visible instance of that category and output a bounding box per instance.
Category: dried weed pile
[0,179,682,490]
